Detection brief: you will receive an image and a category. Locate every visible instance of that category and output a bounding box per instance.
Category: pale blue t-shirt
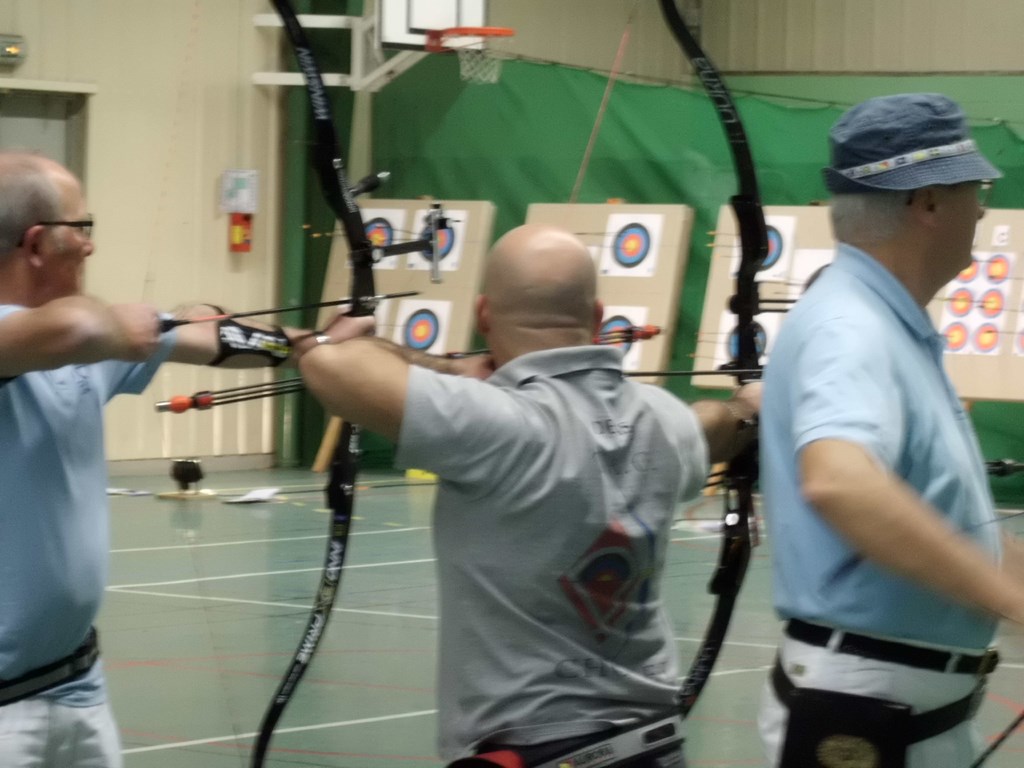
[761,244,1000,651]
[0,304,176,706]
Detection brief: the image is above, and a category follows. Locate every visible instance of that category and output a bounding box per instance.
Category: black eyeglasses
[37,216,94,239]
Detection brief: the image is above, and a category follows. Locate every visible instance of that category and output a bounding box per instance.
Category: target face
[365,217,394,248]
[948,288,974,317]
[944,322,968,352]
[612,223,651,268]
[986,254,1011,283]
[600,315,636,353]
[600,213,663,277]
[979,289,1005,319]
[974,323,1000,353]
[728,322,768,360]
[956,259,979,283]
[763,225,784,270]
[419,224,454,263]
[403,309,440,351]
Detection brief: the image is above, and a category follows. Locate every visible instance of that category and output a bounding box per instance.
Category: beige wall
[489,0,1024,78]
[0,0,283,461]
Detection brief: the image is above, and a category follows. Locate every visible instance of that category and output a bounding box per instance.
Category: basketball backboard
[378,0,487,50]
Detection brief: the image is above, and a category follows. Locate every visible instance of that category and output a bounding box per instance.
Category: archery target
[764,225,784,270]
[980,289,1004,319]
[365,217,394,247]
[727,214,795,283]
[973,323,1000,354]
[406,208,467,273]
[940,251,1015,355]
[986,254,1011,283]
[392,299,451,355]
[956,259,979,283]
[710,310,779,371]
[613,224,651,267]
[943,321,969,352]
[727,322,768,362]
[599,214,663,277]
[601,305,649,370]
[948,288,974,317]
[405,310,440,350]
[360,208,407,270]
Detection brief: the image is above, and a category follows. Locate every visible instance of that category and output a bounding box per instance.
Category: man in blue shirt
[0,152,372,767]
[757,94,1024,768]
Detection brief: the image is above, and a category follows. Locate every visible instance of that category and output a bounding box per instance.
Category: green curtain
[371,57,1024,501]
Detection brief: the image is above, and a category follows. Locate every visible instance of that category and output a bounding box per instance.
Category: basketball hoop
[424,26,515,85]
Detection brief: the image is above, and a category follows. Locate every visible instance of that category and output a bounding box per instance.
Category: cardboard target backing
[319,199,495,356]
[525,203,695,381]
[697,205,1024,402]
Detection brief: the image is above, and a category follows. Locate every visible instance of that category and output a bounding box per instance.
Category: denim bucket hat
[823,93,1002,194]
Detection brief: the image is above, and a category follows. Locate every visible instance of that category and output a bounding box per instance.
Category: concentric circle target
[948,289,974,318]
[365,217,394,248]
[728,321,767,360]
[956,259,979,283]
[944,322,968,352]
[986,254,1011,284]
[403,309,440,351]
[419,224,454,263]
[612,223,651,268]
[979,289,1005,319]
[600,315,635,352]
[762,225,784,271]
[974,323,1000,353]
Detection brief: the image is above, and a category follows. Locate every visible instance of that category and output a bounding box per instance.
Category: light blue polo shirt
[0,304,176,705]
[761,244,1000,651]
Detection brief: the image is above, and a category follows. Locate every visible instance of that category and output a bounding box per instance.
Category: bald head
[478,224,601,361]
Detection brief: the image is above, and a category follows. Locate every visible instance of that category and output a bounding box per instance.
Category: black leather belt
[786,619,999,675]
[0,627,100,706]
[772,659,985,743]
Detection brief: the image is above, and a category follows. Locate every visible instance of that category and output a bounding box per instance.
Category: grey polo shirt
[397,345,709,760]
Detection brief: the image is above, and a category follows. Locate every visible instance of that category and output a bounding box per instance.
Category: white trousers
[757,635,983,768]
[0,697,122,768]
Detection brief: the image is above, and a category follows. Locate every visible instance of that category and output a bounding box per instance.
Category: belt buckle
[977,648,1000,676]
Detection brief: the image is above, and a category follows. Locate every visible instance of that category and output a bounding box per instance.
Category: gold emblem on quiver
[816,734,879,768]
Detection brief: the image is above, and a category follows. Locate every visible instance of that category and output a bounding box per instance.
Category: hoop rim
[424,26,516,53]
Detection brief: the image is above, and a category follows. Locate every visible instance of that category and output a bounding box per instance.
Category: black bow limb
[658,0,768,717]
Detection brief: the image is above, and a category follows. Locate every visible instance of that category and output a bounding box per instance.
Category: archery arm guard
[208,319,292,367]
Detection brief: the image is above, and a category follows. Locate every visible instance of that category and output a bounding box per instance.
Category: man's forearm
[802,439,1024,625]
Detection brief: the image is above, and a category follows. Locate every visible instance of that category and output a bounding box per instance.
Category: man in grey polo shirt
[301,223,760,768]
[757,93,1024,767]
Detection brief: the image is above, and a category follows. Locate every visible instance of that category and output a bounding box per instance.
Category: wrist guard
[209,319,291,367]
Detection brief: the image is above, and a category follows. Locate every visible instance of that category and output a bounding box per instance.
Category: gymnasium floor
[101,467,1024,767]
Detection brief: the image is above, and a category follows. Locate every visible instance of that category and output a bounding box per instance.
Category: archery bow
[250,2,376,764]
[657,0,768,716]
